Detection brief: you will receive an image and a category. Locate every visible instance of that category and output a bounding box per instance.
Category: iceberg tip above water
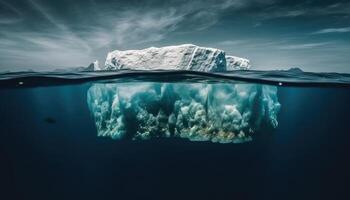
[87,60,101,71]
[103,44,250,72]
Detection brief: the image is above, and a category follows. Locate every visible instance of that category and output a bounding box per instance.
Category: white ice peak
[104,44,250,72]
[92,60,100,71]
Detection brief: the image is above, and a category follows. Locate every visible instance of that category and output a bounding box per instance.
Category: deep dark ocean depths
[0,71,350,200]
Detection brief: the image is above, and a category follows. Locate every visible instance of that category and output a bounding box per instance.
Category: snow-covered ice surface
[104,44,249,72]
[226,56,251,70]
[87,82,280,143]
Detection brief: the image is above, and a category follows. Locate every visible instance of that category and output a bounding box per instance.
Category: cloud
[1,0,252,70]
[216,40,247,46]
[258,2,350,19]
[107,0,264,44]
[0,0,350,72]
[0,0,23,24]
[0,31,92,69]
[27,0,91,52]
[312,27,350,34]
[278,42,331,50]
[112,8,185,46]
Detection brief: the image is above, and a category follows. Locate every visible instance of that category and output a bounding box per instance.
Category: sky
[0,0,349,72]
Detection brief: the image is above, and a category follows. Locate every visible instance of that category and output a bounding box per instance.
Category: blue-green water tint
[0,71,350,199]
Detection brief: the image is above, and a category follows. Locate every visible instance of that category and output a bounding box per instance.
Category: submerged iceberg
[87,82,280,143]
[104,44,250,72]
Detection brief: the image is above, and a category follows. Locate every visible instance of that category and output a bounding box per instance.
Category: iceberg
[87,44,276,143]
[87,82,280,143]
[103,44,250,72]
[86,60,100,71]
[226,56,251,70]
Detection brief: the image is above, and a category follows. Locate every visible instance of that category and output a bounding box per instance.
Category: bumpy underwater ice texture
[87,83,280,143]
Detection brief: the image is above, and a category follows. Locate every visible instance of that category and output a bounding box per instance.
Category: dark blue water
[0,70,350,200]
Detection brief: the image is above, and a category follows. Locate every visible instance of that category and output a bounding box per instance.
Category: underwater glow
[87,82,280,143]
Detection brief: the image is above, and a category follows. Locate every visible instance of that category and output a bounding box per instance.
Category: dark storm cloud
[0,0,349,72]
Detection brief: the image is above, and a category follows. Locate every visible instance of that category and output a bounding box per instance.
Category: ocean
[0,70,349,199]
